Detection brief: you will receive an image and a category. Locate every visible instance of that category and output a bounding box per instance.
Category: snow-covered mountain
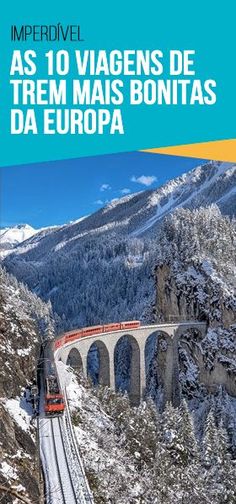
[2,161,235,260]
[2,160,235,330]
[1,160,235,502]
[0,224,37,250]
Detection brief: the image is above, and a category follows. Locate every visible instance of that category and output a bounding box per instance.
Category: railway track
[60,391,94,503]
[50,416,77,504]
[39,342,93,504]
[39,408,93,503]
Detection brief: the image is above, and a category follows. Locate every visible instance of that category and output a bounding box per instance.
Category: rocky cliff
[152,207,236,405]
[0,267,55,503]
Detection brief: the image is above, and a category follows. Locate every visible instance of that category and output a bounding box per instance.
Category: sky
[0,152,207,229]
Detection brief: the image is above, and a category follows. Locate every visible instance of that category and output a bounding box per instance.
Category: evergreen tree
[201,410,236,503]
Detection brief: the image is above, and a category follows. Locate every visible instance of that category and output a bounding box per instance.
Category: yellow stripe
[142,139,236,163]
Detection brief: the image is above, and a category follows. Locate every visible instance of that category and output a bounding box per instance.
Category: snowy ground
[57,362,148,503]
[0,392,35,502]
[4,395,33,433]
[39,367,93,504]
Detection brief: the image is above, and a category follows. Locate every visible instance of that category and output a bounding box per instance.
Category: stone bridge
[55,322,206,405]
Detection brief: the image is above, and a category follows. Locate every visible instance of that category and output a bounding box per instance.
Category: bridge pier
[139,339,147,399]
[128,337,140,406]
[171,334,181,407]
[162,331,181,406]
[108,344,116,390]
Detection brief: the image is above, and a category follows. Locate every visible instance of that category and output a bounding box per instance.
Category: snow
[132,162,235,236]
[218,163,236,176]
[16,347,32,356]
[0,224,37,246]
[102,191,141,213]
[0,267,54,341]
[2,161,235,335]
[4,398,32,432]
[39,417,66,504]
[131,189,182,236]
[56,363,148,502]
[0,341,15,354]
[0,461,18,480]
[12,484,26,492]
[201,260,214,275]
[215,185,236,204]
[68,215,89,225]
[0,160,235,503]
[11,450,31,460]
[39,380,93,503]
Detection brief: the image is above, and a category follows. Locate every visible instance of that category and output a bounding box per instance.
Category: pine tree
[175,400,199,465]
[201,410,236,503]
[201,410,219,469]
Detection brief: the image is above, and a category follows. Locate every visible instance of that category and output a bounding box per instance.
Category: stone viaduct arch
[114,334,140,406]
[144,329,181,407]
[144,331,159,400]
[66,347,83,372]
[56,322,206,406]
[87,340,110,387]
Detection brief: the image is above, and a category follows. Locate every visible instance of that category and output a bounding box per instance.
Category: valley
[0,159,235,503]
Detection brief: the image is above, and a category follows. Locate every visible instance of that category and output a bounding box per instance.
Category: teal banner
[0,0,235,166]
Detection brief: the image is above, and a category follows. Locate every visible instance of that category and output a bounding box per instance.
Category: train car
[43,342,65,416]
[54,336,65,350]
[64,330,83,344]
[82,325,103,337]
[120,320,141,330]
[54,320,142,352]
[103,323,121,332]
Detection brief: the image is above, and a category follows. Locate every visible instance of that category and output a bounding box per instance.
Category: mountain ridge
[2,160,235,337]
[2,161,235,262]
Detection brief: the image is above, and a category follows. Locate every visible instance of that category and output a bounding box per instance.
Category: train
[43,320,140,416]
[54,320,141,350]
[42,342,65,415]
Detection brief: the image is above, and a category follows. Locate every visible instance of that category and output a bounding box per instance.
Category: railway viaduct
[55,322,206,405]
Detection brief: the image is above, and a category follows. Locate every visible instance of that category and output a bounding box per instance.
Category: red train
[47,321,140,415]
[54,320,141,350]
[44,388,65,415]
[43,343,65,415]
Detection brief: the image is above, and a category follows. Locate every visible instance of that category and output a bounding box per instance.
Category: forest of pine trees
[77,383,236,503]
[3,205,235,332]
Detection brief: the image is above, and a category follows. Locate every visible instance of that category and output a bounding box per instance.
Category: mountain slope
[2,161,235,263]
[132,162,236,236]
[149,206,236,407]
[0,267,56,503]
[1,161,236,476]
[60,363,236,504]
[0,160,235,502]
[0,224,37,250]
[2,161,235,332]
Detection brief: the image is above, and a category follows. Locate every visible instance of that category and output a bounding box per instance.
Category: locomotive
[43,342,65,416]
